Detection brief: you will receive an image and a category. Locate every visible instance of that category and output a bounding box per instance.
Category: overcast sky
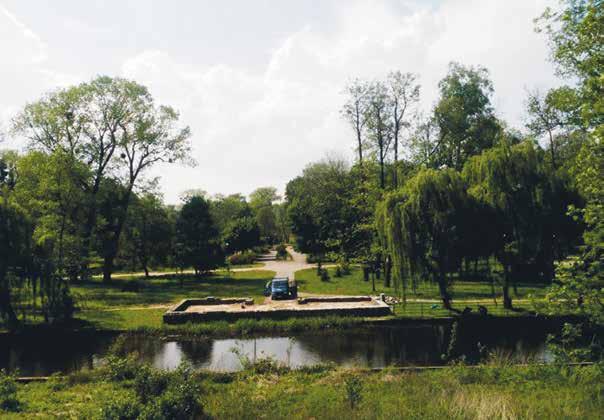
[1,0,561,203]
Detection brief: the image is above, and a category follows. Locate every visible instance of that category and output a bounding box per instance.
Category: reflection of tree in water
[0,332,115,376]
[177,340,213,367]
[294,326,447,367]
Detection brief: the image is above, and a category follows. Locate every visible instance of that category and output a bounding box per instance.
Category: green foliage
[320,268,330,282]
[100,362,204,420]
[376,168,470,306]
[223,216,260,253]
[227,250,257,265]
[431,62,502,170]
[134,365,170,403]
[547,322,603,363]
[343,374,363,409]
[175,195,224,274]
[105,354,140,381]
[275,243,290,260]
[99,394,141,420]
[0,369,20,412]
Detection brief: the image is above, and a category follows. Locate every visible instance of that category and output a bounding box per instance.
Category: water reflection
[0,322,552,376]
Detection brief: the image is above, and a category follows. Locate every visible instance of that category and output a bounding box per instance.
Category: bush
[344,374,363,409]
[0,370,20,412]
[99,394,141,420]
[320,269,330,282]
[275,244,289,260]
[334,266,342,277]
[134,365,169,403]
[105,355,139,381]
[228,251,257,265]
[140,364,204,420]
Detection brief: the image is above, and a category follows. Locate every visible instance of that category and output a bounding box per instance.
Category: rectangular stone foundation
[163,296,392,324]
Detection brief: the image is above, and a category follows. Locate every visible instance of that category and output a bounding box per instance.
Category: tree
[462,140,567,309]
[13,76,192,282]
[365,81,392,189]
[210,194,252,235]
[121,192,174,277]
[249,187,280,243]
[286,159,360,271]
[431,62,501,170]
[536,0,603,322]
[223,216,260,254]
[174,195,224,275]
[386,71,420,188]
[525,89,566,168]
[12,151,89,281]
[376,168,470,309]
[341,79,370,164]
[0,197,31,326]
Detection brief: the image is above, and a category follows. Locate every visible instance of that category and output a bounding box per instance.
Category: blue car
[264,277,297,300]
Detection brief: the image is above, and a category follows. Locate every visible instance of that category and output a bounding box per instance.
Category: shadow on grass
[72,272,272,309]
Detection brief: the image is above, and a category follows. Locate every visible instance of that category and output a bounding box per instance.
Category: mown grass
[296,266,548,301]
[5,363,603,419]
[73,269,275,309]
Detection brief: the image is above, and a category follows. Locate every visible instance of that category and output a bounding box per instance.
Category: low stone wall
[297,296,371,304]
[170,297,254,312]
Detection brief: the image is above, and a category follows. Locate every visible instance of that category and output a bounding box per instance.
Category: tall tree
[249,187,280,243]
[432,62,501,170]
[386,71,420,188]
[365,81,392,189]
[341,79,370,164]
[175,195,224,275]
[525,89,566,168]
[376,168,470,308]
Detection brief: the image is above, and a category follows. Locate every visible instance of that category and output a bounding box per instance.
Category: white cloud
[1,0,561,203]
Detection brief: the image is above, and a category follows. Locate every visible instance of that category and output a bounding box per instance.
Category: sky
[0,0,561,203]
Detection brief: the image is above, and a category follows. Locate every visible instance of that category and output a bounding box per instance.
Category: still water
[1,320,553,376]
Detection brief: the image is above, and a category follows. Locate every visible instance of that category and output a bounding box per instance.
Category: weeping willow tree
[376,168,470,309]
[462,139,552,309]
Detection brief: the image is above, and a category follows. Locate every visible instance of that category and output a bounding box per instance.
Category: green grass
[296,267,548,301]
[63,270,274,330]
[5,363,603,419]
[73,269,274,309]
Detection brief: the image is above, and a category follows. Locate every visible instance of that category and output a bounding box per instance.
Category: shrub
[47,372,66,392]
[0,370,20,412]
[320,269,330,282]
[134,365,169,403]
[105,355,139,381]
[140,364,203,420]
[334,266,342,277]
[228,251,257,265]
[99,394,141,420]
[344,374,363,409]
[275,244,289,260]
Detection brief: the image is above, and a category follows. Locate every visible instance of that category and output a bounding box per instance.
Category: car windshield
[272,280,288,292]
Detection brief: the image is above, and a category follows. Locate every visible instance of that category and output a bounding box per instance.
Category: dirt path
[102,246,321,281]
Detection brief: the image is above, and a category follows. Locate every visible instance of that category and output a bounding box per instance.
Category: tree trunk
[548,130,556,169]
[438,267,452,310]
[102,189,134,283]
[502,265,513,309]
[384,255,392,288]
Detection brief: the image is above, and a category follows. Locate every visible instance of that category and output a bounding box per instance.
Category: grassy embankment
[3,362,602,419]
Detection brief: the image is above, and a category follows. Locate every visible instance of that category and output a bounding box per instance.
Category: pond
[0,318,557,376]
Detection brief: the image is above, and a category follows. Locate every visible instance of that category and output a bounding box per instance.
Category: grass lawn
[296,266,547,301]
[68,269,275,330]
[5,363,603,419]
